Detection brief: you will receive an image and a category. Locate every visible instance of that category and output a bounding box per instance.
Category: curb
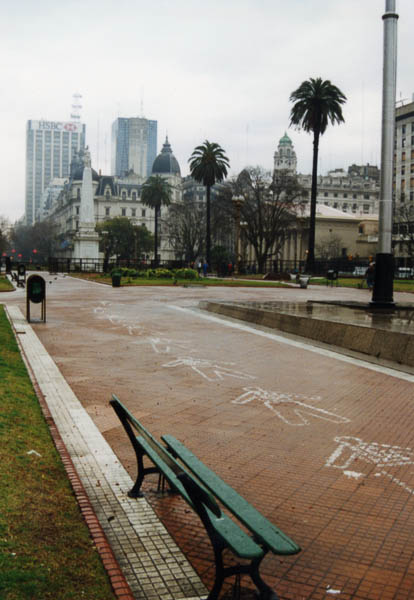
[8,308,135,600]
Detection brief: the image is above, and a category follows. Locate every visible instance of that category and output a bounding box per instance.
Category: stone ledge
[200,301,414,368]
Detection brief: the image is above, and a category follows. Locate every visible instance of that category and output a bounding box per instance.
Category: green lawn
[0,277,14,292]
[0,305,116,600]
[70,272,292,288]
[311,277,414,293]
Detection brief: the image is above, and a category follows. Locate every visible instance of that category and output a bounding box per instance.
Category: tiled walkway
[6,305,207,600]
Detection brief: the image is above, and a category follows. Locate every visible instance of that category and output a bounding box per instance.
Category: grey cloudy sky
[1,0,413,222]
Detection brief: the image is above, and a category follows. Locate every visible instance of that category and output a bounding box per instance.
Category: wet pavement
[4,276,414,599]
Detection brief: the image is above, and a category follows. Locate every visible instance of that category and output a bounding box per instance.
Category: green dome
[279,132,292,145]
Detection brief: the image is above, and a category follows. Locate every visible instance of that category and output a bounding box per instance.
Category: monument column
[73,148,100,263]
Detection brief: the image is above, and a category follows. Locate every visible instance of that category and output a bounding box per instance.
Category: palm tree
[141,175,172,266]
[289,77,346,272]
[189,140,230,268]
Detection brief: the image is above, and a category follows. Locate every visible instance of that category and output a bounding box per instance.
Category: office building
[25,119,85,225]
[111,117,157,179]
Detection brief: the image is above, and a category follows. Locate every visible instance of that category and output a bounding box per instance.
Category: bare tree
[315,234,343,259]
[225,167,306,273]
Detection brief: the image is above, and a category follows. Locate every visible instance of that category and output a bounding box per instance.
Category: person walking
[202,260,208,277]
[365,262,375,290]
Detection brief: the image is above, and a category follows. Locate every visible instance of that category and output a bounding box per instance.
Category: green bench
[110,395,301,600]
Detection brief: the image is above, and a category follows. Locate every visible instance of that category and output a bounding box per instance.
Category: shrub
[174,268,198,280]
[154,268,174,279]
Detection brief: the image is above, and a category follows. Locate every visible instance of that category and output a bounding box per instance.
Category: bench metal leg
[250,556,279,600]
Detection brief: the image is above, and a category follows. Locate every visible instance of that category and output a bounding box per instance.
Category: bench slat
[162,435,300,556]
[137,436,264,560]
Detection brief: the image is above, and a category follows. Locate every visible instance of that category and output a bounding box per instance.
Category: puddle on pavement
[223,301,414,335]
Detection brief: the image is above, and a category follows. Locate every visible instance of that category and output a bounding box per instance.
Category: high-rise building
[111,117,157,179]
[25,119,85,225]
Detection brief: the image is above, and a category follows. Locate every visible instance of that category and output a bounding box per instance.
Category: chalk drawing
[326,436,414,496]
[232,387,350,426]
[148,336,195,354]
[162,357,256,382]
[344,471,365,480]
[325,436,414,469]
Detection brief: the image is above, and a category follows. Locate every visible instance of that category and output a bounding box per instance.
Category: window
[142,209,146,217]
[334,192,338,198]
[402,151,406,161]
[411,178,414,189]
[105,207,110,216]
[363,204,370,213]
[352,203,357,213]
[77,188,81,200]
[353,194,357,199]
[402,166,406,175]
[131,208,136,217]
[121,208,126,216]
[410,191,414,203]
[121,191,126,200]
[76,206,80,215]
[343,193,348,198]
[411,136,414,146]
[358,225,364,234]
[333,202,338,209]
[364,193,370,199]
[324,192,328,197]
[402,138,406,148]
[105,190,110,200]
[132,191,137,201]
[343,203,348,211]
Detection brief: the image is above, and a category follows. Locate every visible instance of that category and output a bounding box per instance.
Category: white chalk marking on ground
[326,437,414,496]
[344,471,365,480]
[326,436,414,469]
[167,305,414,383]
[162,357,256,382]
[326,588,341,595]
[380,470,414,495]
[233,387,350,426]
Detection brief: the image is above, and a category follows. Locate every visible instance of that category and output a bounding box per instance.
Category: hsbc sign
[31,120,83,133]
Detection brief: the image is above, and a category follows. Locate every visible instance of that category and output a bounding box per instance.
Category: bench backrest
[110,395,179,474]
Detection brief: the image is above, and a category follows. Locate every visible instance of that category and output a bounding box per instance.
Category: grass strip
[0,305,116,600]
[0,277,14,292]
[69,272,291,288]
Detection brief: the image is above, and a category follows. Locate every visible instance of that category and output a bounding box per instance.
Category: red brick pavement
[5,278,414,599]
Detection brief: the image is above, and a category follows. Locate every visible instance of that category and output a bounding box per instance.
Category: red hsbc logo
[64,123,77,132]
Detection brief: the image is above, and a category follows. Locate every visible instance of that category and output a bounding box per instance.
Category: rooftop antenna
[71,92,82,122]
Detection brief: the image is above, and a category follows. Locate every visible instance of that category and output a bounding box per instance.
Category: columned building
[25,119,85,225]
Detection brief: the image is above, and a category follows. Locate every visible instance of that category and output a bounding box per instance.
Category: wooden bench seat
[162,435,300,557]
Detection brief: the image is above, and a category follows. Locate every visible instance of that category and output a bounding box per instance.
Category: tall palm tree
[189,140,230,268]
[141,175,172,266]
[289,77,346,272]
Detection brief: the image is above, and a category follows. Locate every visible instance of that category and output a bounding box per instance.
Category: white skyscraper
[25,119,86,225]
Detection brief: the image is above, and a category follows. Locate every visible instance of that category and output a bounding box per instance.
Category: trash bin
[299,276,310,289]
[111,274,121,287]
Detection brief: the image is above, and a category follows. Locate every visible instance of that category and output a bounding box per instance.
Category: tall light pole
[232,195,244,274]
[371,0,398,308]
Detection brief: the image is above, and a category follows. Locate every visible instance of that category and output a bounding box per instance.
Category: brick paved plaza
[5,276,414,599]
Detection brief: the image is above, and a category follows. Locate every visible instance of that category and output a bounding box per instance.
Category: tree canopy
[289,77,346,271]
[96,217,137,261]
[188,140,230,267]
[141,175,172,264]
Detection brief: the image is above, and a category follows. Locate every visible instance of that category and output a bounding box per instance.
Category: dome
[152,136,181,176]
[69,151,100,182]
[279,132,292,146]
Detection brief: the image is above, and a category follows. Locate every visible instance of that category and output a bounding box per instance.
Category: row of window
[322,191,372,200]
[324,201,371,213]
[103,207,146,218]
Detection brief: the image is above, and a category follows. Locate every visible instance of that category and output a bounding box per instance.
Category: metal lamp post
[371,0,398,308]
[232,195,245,275]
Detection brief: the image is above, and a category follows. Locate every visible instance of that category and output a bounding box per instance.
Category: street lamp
[232,195,245,275]
[371,0,398,308]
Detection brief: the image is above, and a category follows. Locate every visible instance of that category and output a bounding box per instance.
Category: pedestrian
[365,262,375,290]
[202,260,208,277]
[197,260,202,275]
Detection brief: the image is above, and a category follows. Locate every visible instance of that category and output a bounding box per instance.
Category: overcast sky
[1,0,413,222]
